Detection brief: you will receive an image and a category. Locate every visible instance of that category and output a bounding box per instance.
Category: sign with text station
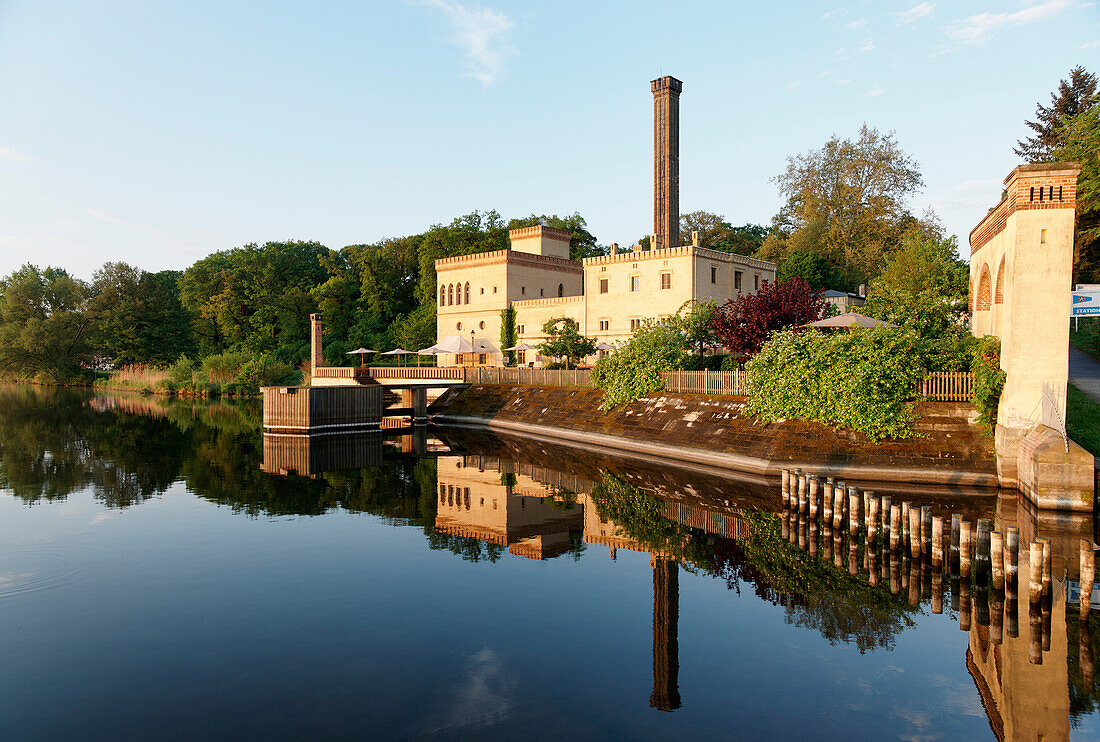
[1072,292,1100,317]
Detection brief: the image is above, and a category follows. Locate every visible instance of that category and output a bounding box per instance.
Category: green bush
[720,354,742,372]
[200,351,252,385]
[235,354,300,390]
[744,328,926,441]
[168,354,197,383]
[919,332,977,372]
[591,320,690,409]
[971,335,1005,427]
[155,379,177,393]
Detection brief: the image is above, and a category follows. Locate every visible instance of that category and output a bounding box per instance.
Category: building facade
[435,227,776,365]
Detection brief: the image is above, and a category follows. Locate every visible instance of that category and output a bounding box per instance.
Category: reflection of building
[260,432,383,476]
[434,77,776,366]
[434,456,583,560]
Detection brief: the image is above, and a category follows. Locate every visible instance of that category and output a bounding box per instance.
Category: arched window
[464,282,470,304]
[439,284,445,305]
[976,267,992,311]
[448,284,454,305]
[558,283,564,297]
[995,258,1005,304]
[455,282,461,305]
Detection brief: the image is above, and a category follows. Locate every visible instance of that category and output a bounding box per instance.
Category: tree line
[1,66,1094,383]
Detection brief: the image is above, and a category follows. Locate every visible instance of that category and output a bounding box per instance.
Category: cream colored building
[435,225,777,366]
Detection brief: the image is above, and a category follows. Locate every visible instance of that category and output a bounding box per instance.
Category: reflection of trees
[1067,606,1100,726]
[0,385,189,507]
[589,471,918,652]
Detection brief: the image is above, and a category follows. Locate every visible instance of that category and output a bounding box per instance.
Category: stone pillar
[651,76,682,251]
[310,312,323,375]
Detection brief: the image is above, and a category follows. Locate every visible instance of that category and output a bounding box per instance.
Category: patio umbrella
[382,347,419,366]
[345,347,378,366]
[803,312,897,329]
[594,341,615,351]
[503,342,538,352]
[431,335,477,354]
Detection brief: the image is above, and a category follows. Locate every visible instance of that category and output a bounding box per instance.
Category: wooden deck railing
[367,366,465,380]
[463,367,595,387]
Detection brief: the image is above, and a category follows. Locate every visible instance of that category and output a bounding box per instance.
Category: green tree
[673,299,718,358]
[0,265,96,383]
[777,248,843,290]
[679,211,768,255]
[771,125,925,287]
[500,306,517,365]
[591,320,690,408]
[862,226,969,338]
[537,317,595,369]
[1052,106,1100,284]
[89,262,193,365]
[1015,66,1098,162]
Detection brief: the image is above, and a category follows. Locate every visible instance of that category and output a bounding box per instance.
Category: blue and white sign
[1072,292,1100,317]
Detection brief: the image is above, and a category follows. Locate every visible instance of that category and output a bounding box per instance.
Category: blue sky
[0,0,1097,278]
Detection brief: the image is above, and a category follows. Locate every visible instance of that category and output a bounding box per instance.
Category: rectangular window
[478,353,486,365]
[734,271,743,290]
[711,266,717,284]
[517,351,526,364]
[518,325,524,334]
[754,274,760,291]
[630,318,642,330]
[521,286,526,295]
[599,320,609,331]
[540,288,544,296]
[599,278,608,294]
[1041,228,1048,244]
[660,273,671,290]
[630,276,640,291]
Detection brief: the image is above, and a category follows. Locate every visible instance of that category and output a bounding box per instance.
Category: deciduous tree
[711,278,825,356]
[537,317,595,369]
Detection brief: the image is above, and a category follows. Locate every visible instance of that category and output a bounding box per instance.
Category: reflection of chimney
[650,555,681,711]
[652,76,682,251]
[310,313,323,373]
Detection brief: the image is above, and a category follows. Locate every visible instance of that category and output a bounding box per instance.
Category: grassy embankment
[1068,384,1100,458]
[95,353,304,397]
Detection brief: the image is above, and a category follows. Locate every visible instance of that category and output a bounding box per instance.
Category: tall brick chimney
[310,313,323,373]
[652,76,682,251]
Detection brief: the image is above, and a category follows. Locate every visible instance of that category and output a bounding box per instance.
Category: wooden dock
[261,385,385,434]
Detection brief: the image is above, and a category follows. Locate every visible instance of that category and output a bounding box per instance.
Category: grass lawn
[1068,383,1100,457]
[1071,323,1100,361]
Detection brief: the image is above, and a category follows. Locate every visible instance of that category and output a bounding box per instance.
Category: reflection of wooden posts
[951,514,961,566]
[1081,539,1095,621]
[1006,592,1019,638]
[991,589,1004,645]
[833,531,844,569]
[921,506,932,553]
[959,581,971,632]
[1029,602,1044,665]
[889,552,900,594]
[975,519,991,586]
[868,545,878,587]
[1041,595,1052,652]
[908,563,920,606]
[848,541,859,576]
[412,386,428,425]
[650,556,681,712]
[932,569,943,614]
[809,519,818,558]
[880,495,891,545]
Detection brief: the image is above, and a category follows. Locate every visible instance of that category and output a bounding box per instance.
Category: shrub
[711,277,826,357]
[919,332,977,372]
[235,354,300,390]
[168,354,197,383]
[591,320,690,409]
[744,328,926,441]
[200,351,252,385]
[155,379,177,393]
[971,335,1005,427]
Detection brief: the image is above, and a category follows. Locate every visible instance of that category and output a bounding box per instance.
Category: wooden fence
[359,366,975,402]
[917,371,974,401]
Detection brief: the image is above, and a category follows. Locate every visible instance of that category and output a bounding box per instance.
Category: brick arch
[976,266,992,311]
[994,258,1005,304]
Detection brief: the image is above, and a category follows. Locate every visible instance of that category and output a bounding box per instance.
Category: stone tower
[651,76,682,251]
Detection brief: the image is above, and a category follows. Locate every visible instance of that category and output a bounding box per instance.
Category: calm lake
[1,384,1098,741]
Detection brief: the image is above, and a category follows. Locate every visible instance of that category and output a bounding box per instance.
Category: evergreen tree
[1015,66,1098,162]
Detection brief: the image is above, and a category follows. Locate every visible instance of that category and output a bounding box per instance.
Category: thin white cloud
[946,1,1070,45]
[866,87,885,97]
[418,0,516,85]
[835,79,853,85]
[818,70,833,79]
[847,18,869,29]
[787,81,800,91]
[1083,39,1100,48]
[0,145,34,163]
[897,2,935,24]
[858,38,876,52]
[823,8,845,19]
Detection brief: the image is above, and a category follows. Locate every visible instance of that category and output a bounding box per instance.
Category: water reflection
[2,384,1099,739]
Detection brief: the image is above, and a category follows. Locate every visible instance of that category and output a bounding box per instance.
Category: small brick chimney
[310,313,323,373]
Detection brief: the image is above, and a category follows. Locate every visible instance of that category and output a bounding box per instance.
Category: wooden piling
[822,481,833,523]
[960,521,972,578]
[1006,527,1019,585]
[808,475,819,518]
[867,496,880,544]
[921,506,932,550]
[951,514,961,562]
[901,502,911,542]
[1081,539,1095,621]
[1040,538,1052,597]
[908,508,921,558]
[889,505,901,551]
[991,531,1004,590]
[932,516,944,567]
[1029,541,1044,603]
[848,492,860,538]
[833,489,844,531]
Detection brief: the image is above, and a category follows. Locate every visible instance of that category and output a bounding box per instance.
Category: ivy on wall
[971,335,1005,427]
